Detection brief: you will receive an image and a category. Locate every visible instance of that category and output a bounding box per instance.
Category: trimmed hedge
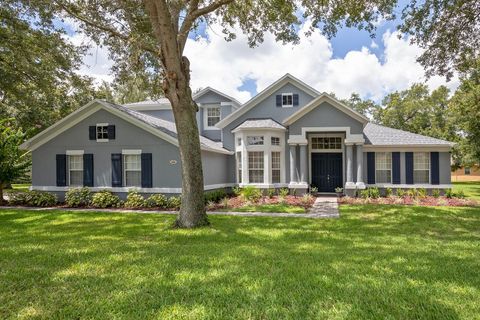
[9,190,57,207]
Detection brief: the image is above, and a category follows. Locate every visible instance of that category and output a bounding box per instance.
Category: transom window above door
[311,137,342,150]
[247,136,264,145]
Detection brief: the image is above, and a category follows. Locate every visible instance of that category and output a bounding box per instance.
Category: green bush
[145,194,168,208]
[397,189,406,198]
[9,190,57,207]
[301,193,313,205]
[368,187,380,199]
[240,186,262,203]
[417,188,427,198]
[91,191,121,208]
[456,190,465,199]
[406,189,418,198]
[124,191,145,208]
[445,188,454,199]
[204,190,227,204]
[279,188,289,198]
[385,187,393,197]
[232,186,242,197]
[167,196,181,209]
[310,186,318,193]
[65,187,92,207]
[432,189,440,198]
[267,188,276,198]
[359,189,370,199]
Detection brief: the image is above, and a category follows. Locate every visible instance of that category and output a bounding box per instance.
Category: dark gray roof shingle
[234,119,286,131]
[363,123,454,146]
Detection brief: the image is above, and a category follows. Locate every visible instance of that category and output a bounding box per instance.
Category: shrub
[279,188,289,197]
[385,187,393,197]
[310,186,318,193]
[445,188,454,199]
[406,189,418,198]
[456,190,465,199]
[204,190,227,204]
[417,188,427,198]
[206,200,217,210]
[91,191,121,208]
[301,193,313,206]
[368,187,380,199]
[359,189,370,199]
[167,196,181,209]
[220,197,229,208]
[124,191,145,208]
[9,190,57,207]
[240,186,262,203]
[232,186,242,197]
[65,187,92,207]
[266,188,276,198]
[145,194,168,208]
[397,188,406,198]
[432,189,440,198]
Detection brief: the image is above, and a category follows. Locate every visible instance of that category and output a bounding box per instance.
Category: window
[236,152,242,183]
[271,137,280,146]
[68,155,83,186]
[205,106,221,128]
[282,93,293,107]
[247,136,264,145]
[311,137,342,150]
[248,151,264,183]
[272,152,281,183]
[124,154,141,187]
[96,124,108,141]
[375,152,392,183]
[414,152,430,184]
[465,167,471,175]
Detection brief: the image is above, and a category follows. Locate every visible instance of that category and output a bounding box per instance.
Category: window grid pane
[271,137,280,146]
[125,171,141,187]
[236,152,242,183]
[69,155,83,186]
[124,154,141,187]
[97,125,108,139]
[311,137,342,150]
[247,136,264,145]
[248,151,264,183]
[282,94,292,106]
[414,152,430,183]
[271,151,281,183]
[207,107,220,127]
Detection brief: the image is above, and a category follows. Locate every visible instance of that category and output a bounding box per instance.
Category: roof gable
[283,93,369,125]
[193,87,241,107]
[216,74,320,128]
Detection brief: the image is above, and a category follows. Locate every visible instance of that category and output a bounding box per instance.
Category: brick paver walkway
[307,196,340,217]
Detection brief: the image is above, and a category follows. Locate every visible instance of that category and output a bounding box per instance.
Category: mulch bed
[206,195,316,211]
[339,196,478,207]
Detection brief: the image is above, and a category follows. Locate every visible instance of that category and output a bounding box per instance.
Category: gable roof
[216,73,321,128]
[363,123,455,146]
[193,87,242,107]
[232,119,286,132]
[283,93,369,125]
[21,100,232,155]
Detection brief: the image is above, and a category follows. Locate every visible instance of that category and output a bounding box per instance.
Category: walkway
[307,196,340,218]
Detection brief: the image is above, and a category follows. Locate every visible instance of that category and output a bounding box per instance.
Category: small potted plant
[335,187,344,198]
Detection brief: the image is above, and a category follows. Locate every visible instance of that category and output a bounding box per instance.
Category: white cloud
[370,40,378,49]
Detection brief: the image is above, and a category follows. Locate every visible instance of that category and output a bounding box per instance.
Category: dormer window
[282,93,293,107]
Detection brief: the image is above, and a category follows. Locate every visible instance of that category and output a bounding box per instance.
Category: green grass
[0,206,479,319]
[453,181,480,200]
[4,183,30,194]
[220,203,307,213]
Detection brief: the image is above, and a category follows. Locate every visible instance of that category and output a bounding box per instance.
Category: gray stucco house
[21,74,454,199]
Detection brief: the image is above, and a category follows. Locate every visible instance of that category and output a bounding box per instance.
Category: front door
[311,153,343,192]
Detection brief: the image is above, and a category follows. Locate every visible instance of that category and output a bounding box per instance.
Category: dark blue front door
[311,153,343,192]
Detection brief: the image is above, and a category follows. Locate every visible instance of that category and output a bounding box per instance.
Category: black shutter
[392,152,401,184]
[367,152,375,184]
[83,154,94,187]
[293,94,299,106]
[405,152,414,184]
[56,154,67,187]
[89,126,96,140]
[141,153,153,188]
[107,125,116,139]
[431,152,440,185]
[275,95,282,107]
[111,153,123,187]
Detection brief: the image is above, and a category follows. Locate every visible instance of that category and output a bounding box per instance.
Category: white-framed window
[124,154,141,187]
[236,151,242,183]
[247,136,264,146]
[271,136,280,146]
[96,123,109,142]
[311,137,342,150]
[414,152,430,184]
[282,93,293,107]
[248,151,264,183]
[68,155,83,186]
[271,151,281,183]
[375,152,392,183]
[204,106,221,129]
[465,167,471,175]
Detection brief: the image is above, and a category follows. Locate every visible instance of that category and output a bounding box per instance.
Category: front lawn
[453,181,480,201]
[1,206,479,319]
[219,203,307,213]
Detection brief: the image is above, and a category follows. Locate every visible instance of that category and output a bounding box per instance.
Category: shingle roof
[363,123,454,146]
[233,119,286,131]
[123,98,171,108]
[103,101,230,153]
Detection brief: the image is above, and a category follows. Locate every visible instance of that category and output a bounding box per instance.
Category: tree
[342,93,380,119]
[399,0,480,79]
[0,119,31,205]
[0,1,99,137]
[35,0,398,228]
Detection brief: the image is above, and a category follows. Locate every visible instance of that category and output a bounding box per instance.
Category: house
[21,74,455,199]
[452,165,480,181]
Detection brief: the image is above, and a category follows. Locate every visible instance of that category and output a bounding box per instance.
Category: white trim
[31,183,236,193]
[283,93,369,125]
[122,149,142,155]
[366,184,452,189]
[66,150,84,155]
[96,122,108,126]
[281,93,293,108]
[216,74,320,128]
[288,182,309,189]
[232,126,286,133]
[238,183,289,189]
[124,103,172,111]
[193,87,242,107]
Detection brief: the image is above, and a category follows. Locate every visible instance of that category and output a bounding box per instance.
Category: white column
[289,144,297,183]
[356,144,365,189]
[345,143,355,189]
[241,133,249,184]
[299,144,308,184]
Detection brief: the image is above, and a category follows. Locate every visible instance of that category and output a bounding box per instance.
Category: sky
[63,9,459,104]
